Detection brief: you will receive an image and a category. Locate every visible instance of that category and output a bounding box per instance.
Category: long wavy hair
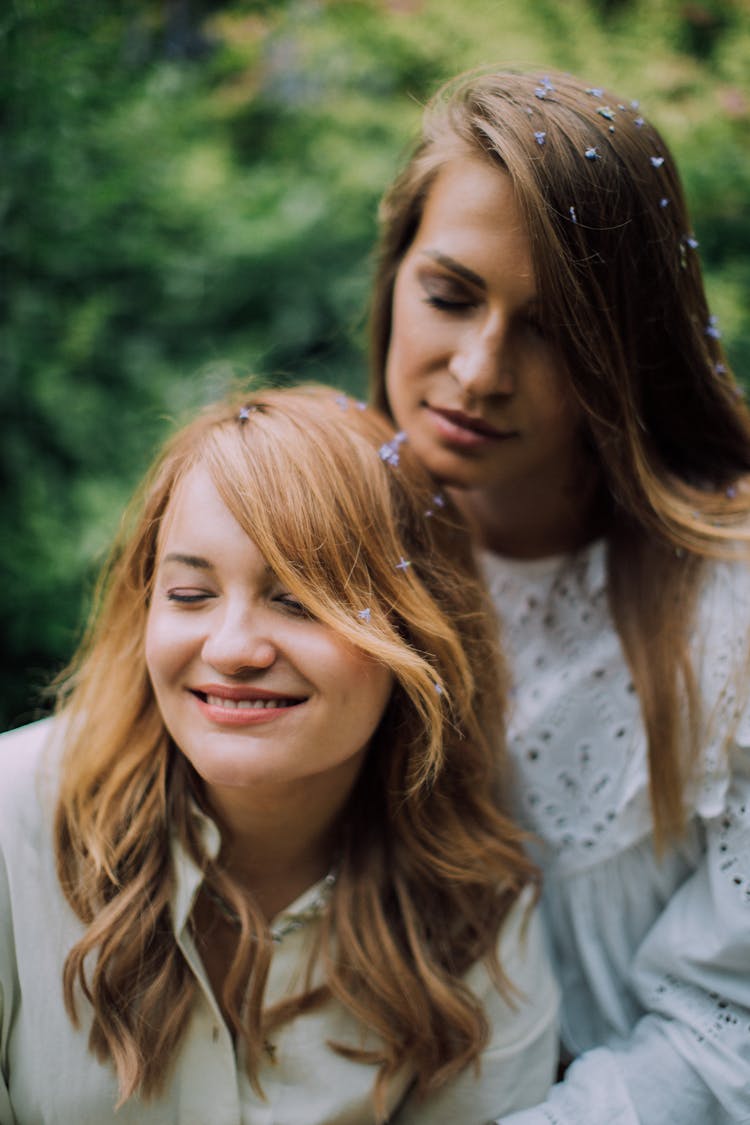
[369,67,750,850]
[54,384,536,1115]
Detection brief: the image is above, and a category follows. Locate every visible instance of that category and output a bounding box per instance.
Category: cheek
[326,650,393,739]
[385,329,424,422]
[144,609,189,689]
[347,666,393,746]
[143,611,160,679]
[552,384,585,436]
[386,279,421,386]
[531,358,581,428]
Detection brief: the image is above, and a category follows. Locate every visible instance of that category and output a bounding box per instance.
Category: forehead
[412,155,534,278]
[158,463,244,550]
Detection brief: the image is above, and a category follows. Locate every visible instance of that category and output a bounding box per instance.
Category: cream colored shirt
[0,717,558,1124]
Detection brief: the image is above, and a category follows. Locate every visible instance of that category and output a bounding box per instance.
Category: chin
[427,460,488,492]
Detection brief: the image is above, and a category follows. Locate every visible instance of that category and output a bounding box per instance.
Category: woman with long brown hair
[0,385,557,1122]
[370,67,750,1123]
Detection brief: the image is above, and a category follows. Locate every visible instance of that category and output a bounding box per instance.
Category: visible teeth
[206,695,295,709]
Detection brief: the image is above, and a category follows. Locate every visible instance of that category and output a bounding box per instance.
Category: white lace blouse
[482,540,750,1125]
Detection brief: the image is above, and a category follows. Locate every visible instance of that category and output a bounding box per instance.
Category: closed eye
[274,593,312,618]
[166,589,215,605]
[423,294,476,313]
[419,268,478,314]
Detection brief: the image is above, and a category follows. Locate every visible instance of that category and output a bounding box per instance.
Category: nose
[201,604,278,676]
[449,320,515,398]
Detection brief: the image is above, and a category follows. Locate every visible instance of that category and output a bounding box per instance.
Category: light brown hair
[369,67,750,848]
[54,384,536,1114]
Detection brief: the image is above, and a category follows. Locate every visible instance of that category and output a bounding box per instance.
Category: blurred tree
[1,0,749,727]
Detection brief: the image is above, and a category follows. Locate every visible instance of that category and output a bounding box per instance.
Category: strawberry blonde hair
[369,67,750,849]
[54,383,536,1115]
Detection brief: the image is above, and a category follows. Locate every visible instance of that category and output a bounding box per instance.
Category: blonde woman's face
[145,465,393,817]
[385,156,584,498]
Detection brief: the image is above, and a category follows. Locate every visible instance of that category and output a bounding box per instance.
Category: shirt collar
[169,804,336,941]
[170,804,221,936]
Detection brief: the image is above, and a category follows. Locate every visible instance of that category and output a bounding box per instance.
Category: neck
[206,775,352,920]
[452,470,606,560]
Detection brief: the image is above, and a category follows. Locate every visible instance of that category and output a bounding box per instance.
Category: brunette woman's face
[385,156,584,498]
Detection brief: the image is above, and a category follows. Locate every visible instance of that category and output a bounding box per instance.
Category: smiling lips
[426,404,517,445]
[191,684,306,725]
[204,694,297,711]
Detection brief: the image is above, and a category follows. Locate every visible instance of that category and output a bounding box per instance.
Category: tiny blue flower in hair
[660,197,670,208]
[379,431,407,467]
[650,155,665,168]
[238,406,253,422]
[357,608,372,623]
[432,492,446,508]
[534,131,546,146]
[586,87,604,98]
[584,146,600,160]
[634,116,645,128]
[355,401,367,411]
[596,106,616,120]
[684,234,699,249]
[726,485,738,499]
[335,394,349,410]
[535,77,554,100]
[706,316,722,339]
[395,557,411,572]
[569,205,578,223]
[631,99,640,109]
[434,681,444,696]
[715,362,727,375]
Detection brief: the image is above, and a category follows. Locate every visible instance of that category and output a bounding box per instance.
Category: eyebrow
[422,249,541,312]
[161,552,278,579]
[162,552,214,570]
[421,250,486,290]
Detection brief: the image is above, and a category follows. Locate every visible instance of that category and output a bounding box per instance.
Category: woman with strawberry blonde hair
[0,384,557,1123]
[370,65,750,1124]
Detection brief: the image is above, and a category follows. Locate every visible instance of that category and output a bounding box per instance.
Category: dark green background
[3,0,749,728]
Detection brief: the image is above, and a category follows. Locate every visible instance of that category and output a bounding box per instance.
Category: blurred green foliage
[2,0,749,727]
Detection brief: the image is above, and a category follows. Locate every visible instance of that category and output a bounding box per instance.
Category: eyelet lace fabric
[484,542,650,872]
[482,541,746,873]
[482,542,750,1124]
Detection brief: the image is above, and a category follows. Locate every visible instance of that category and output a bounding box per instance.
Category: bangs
[193,395,432,661]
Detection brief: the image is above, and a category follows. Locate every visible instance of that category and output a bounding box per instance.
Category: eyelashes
[423,294,475,313]
[274,594,311,618]
[422,293,548,340]
[166,590,214,605]
[163,589,312,618]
